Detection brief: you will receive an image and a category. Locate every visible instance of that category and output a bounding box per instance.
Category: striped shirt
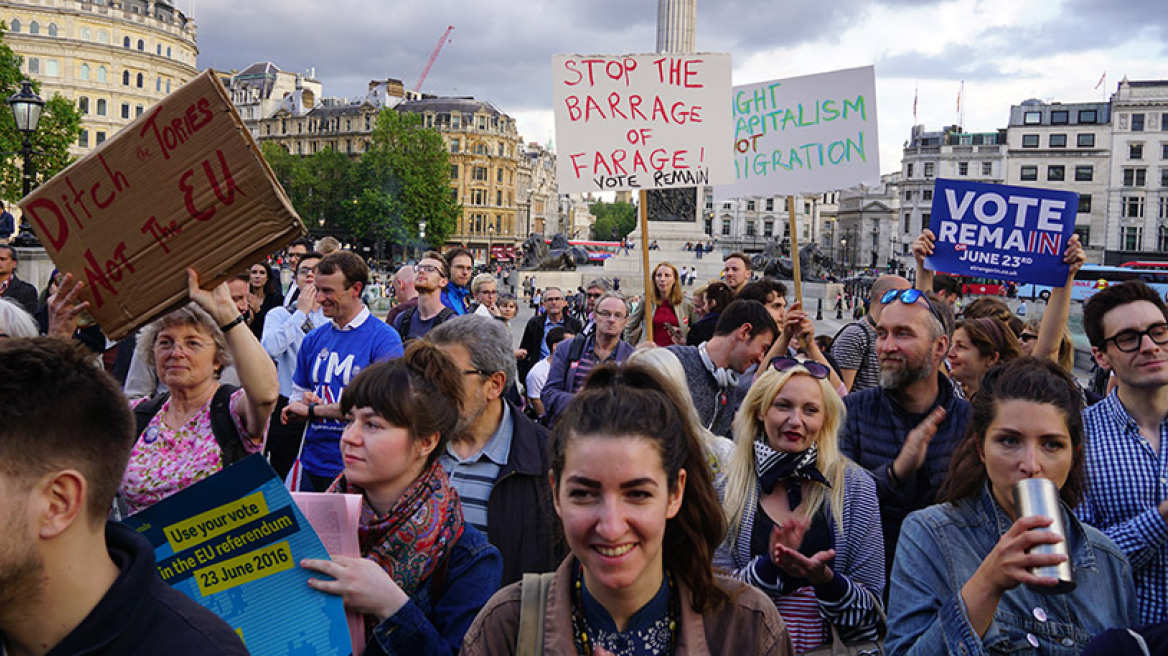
[1078,390,1168,624]
[439,403,514,533]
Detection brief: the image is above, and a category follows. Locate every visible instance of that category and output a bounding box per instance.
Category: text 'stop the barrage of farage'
[19,70,304,341]
[552,53,733,194]
[926,178,1078,287]
[724,65,880,197]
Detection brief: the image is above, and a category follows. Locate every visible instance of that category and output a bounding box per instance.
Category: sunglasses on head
[881,288,945,327]
[768,356,830,379]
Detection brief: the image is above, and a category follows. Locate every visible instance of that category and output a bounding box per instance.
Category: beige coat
[623,296,698,345]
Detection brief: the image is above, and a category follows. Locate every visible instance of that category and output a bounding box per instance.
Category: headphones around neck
[698,342,739,389]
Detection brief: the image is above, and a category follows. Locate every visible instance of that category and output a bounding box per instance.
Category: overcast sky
[189,0,1168,178]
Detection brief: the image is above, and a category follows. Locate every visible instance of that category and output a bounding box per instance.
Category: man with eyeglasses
[393,251,456,341]
[262,251,325,396]
[1080,280,1168,624]
[440,247,476,315]
[839,286,969,578]
[570,277,612,337]
[541,293,635,424]
[518,286,582,380]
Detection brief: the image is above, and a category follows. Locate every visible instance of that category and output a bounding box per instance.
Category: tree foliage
[259,109,459,249]
[590,200,637,241]
[0,24,83,202]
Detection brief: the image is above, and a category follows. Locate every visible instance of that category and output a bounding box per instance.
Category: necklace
[570,562,679,656]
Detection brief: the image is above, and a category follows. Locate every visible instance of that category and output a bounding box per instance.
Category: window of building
[924,162,935,178]
[1049,134,1067,148]
[122,70,129,85]
[1130,143,1143,159]
[27,58,39,74]
[96,99,106,116]
[137,39,144,51]
[1075,165,1093,181]
[1023,111,1041,125]
[496,167,503,183]
[123,36,130,48]
[79,130,88,148]
[1022,134,1039,148]
[472,166,487,181]
[449,138,459,153]
[1079,109,1098,124]
[78,97,89,114]
[1078,195,1092,213]
[722,219,731,235]
[48,23,58,37]
[1048,165,1065,181]
[1051,110,1069,125]
[766,198,774,211]
[155,77,161,92]
[903,213,911,233]
[921,213,931,232]
[982,161,992,176]
[958,162,969,176]
[136,72,143,88]
[1162,143,1168,159]
[1123,196,1145,219]
[746,221,757,237]
[1161,197,1168,220]
[1020,165,1038,181]
[9,20,19,32]
[450,165,458,179]
[1122,226,1143,251]
[81,27,93,40]
[471,189,485,205]
[1132,114,1145,132]
[97,30,108,44]
[764,221,774,237]
[120,103,129,119]
[95,131,106,145]
[1077,133,1095,147]
[97,66,107,83]
[496,190,503,206]
[498,143,505,157]
[166,79,171,93]
[906,163,914,178]
[167,46,172,58]
[1161,167,1168,188]
[45,60,58,76]
[1123,168,1147,187]
[156,44,162,55]
[904,190,913,200]
[136,105,143,117]
[29,21,40,35]
[923,189,933,201]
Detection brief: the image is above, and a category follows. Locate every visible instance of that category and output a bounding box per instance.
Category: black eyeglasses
[768,357,830,379]
[1102,323,1168,353]
[462,369,493,377]
[881,288,945,328]
[1019,333,1039,343]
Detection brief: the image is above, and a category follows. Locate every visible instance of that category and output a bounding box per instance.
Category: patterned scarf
[327,460,464,597]
[754,440,830,509]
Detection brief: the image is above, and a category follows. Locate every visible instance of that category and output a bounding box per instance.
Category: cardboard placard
[552,53,733,193]
[723,66,880,197]
[926,178,1077,285]
[20,70,304,340]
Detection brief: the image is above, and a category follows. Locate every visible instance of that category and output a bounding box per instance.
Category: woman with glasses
[716,358,886,653]
[886,358,1138,655]
[625,262,697,346]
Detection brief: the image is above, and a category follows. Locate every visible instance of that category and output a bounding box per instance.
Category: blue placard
[121,455,353,656]
[925,179,1078,286]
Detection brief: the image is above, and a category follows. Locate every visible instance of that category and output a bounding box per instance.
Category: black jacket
[486,400,565,585]
[1,274,37,314]
[31,522,249,655]
[518,313,582,380]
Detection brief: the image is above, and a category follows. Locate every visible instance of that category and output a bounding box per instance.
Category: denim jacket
[886,485,1138,656]
[367,523,502,656]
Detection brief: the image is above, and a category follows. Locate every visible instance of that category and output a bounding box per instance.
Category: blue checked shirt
[1078,390,1168,624]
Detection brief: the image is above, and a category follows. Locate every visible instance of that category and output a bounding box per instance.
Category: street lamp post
[6,81,45,244]
[418,219,427,262]
[487,223,494,270]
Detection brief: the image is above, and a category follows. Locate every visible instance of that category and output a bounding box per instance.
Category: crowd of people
[1,230,1167,656]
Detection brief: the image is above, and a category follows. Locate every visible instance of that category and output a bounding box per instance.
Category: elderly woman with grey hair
[0,297,39,338]
[118,270,280,515]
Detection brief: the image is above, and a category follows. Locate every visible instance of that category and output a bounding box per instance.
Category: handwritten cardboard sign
[552,53,733,193]
[926,178,1077,286]
[20,70,304,340]
[723,66,880,196]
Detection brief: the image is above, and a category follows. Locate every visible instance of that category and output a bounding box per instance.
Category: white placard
[552,53,733,193]
[722,66,881,197]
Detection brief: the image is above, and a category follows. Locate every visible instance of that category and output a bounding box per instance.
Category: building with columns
[3,0,198,155]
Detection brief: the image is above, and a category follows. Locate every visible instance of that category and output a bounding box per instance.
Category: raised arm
[1031,235,1085,364]
[911,229,936,293]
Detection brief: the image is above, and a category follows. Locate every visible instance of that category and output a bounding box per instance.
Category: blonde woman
[715,360,885,653]
[624,261,697,346]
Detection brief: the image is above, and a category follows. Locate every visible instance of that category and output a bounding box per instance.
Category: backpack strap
[436,307,456,324]
[562,335,589,388]
[399,306,416,339]
[134,392,170,437]
[516,572,555,656]
[133,385,247,467]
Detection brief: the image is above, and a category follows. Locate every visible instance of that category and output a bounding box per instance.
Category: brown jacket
[462,555,792,655]
[624,296,698,345]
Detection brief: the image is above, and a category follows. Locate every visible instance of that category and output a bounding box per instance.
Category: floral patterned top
[120,388,262,515]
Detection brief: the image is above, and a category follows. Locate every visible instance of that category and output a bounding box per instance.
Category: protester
[839,288,968,577]
[542,292,635,423]
[931,273,962,307]
[281,251,404,491]
[282,237,314,305]
[462,363,793,655]
[0,338,249,655]
[736,279,789,328]
[687,281,734,346]
[470,273,501,318]
[429,315,562,585]
[947,317,1021,400]
[666,300,778,438]
[624,262,697,346]
[300,342,502,654]
[718,360,885,652]
[315,235,341,255]
[393,252,456,342]
[440,247,475,315]
[518,286,582,380]
[384,264,419,327]
[962,297,1024,338]
[722,251,752,296]
[830,275,910,392]
[1079,280,1168,624]
[247,261,283,339]
[525,327,573,420]
[0,296,38,338]
[887,358,1139,653]
[0,244,37,313]
[571,277,612,337]
[116,269,279,515]
[262,251,325,396]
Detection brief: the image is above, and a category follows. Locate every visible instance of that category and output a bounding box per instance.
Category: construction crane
[413,26,454,93]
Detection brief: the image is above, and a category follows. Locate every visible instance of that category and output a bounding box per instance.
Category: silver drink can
[1013,478,1075,594]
